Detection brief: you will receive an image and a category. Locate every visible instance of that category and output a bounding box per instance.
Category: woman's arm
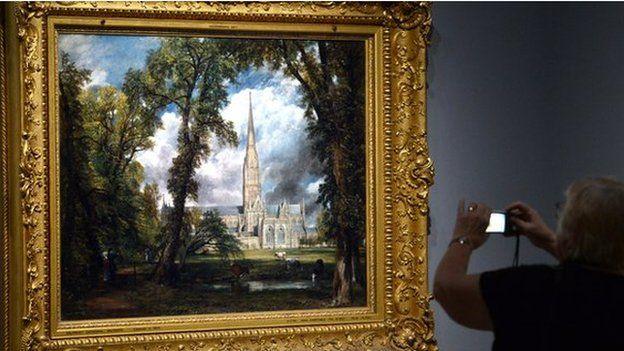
[433,200,493,331]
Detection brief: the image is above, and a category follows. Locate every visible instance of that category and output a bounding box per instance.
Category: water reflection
[207,280,314,292]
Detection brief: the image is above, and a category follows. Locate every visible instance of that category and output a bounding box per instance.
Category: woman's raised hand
[505,201,557,256]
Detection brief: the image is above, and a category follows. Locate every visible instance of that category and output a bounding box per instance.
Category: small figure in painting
[312,259,325,287]
[103,251,111,283]
[230,262,253,294]
[144,248,153,263]
[286,257,302,271]
[230,262,252,280]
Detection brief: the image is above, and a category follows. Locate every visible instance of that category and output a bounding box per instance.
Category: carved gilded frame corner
[1,2,435,350]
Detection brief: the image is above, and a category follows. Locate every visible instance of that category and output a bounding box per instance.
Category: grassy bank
[62,247,366,320]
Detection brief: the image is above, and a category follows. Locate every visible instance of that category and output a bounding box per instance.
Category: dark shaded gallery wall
[427,3,624,350]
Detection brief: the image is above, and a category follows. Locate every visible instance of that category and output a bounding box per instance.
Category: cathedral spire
[246,91,256,150]
[243,91,261,210]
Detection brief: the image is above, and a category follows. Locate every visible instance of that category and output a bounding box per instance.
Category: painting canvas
[58,34,367,320]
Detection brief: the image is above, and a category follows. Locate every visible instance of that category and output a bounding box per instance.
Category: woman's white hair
[558,177,624,272]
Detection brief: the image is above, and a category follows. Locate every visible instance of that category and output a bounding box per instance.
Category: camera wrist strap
[512,234,520,267]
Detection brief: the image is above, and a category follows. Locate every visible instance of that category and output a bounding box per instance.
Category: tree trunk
[154,112,195,286]
[330,144,357,305]
[332,254,354,306]
[155,188,187,285]
[156,145,194,286]
[179,245,189,271]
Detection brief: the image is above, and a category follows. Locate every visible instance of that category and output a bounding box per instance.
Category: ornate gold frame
[1,2,435,350]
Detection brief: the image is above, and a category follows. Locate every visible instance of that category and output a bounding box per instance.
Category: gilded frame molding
[2,2,435,350]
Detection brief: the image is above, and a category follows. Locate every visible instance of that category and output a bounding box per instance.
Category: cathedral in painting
[218,93,307,249]
[161,93,308,250]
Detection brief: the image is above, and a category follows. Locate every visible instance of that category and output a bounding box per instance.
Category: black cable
[512,234,520,267]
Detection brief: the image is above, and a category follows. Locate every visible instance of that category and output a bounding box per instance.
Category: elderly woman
[434,178,624,351]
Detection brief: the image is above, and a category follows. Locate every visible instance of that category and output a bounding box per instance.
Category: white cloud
[85,68,108,88]
[306,178,323,194]
[59,35,102,67]
[136,112,181,204]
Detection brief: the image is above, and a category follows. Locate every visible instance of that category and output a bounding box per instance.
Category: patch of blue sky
[228,68,274,95]
[262,179,277,195]
[59,34,160,88]
[59,34,301,107]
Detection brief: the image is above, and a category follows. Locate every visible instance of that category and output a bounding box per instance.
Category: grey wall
[549,5,624,185]
[427,3,624,350]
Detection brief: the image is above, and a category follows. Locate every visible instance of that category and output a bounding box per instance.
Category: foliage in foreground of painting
[59,53,166,299]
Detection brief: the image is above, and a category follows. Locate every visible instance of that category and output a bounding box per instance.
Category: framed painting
[0,2,435,350]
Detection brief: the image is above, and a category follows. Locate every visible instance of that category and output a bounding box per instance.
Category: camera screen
[486,212,506,233]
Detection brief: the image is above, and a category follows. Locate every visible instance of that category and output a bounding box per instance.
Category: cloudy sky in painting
[59,34,323,222]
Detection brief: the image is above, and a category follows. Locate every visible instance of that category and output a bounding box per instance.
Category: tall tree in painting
[129,38,239,285]
[223,40,366,305]
[79,85,160,258]
[60,52,162,300]
[287,41,366,306]
[59,53,103,298]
